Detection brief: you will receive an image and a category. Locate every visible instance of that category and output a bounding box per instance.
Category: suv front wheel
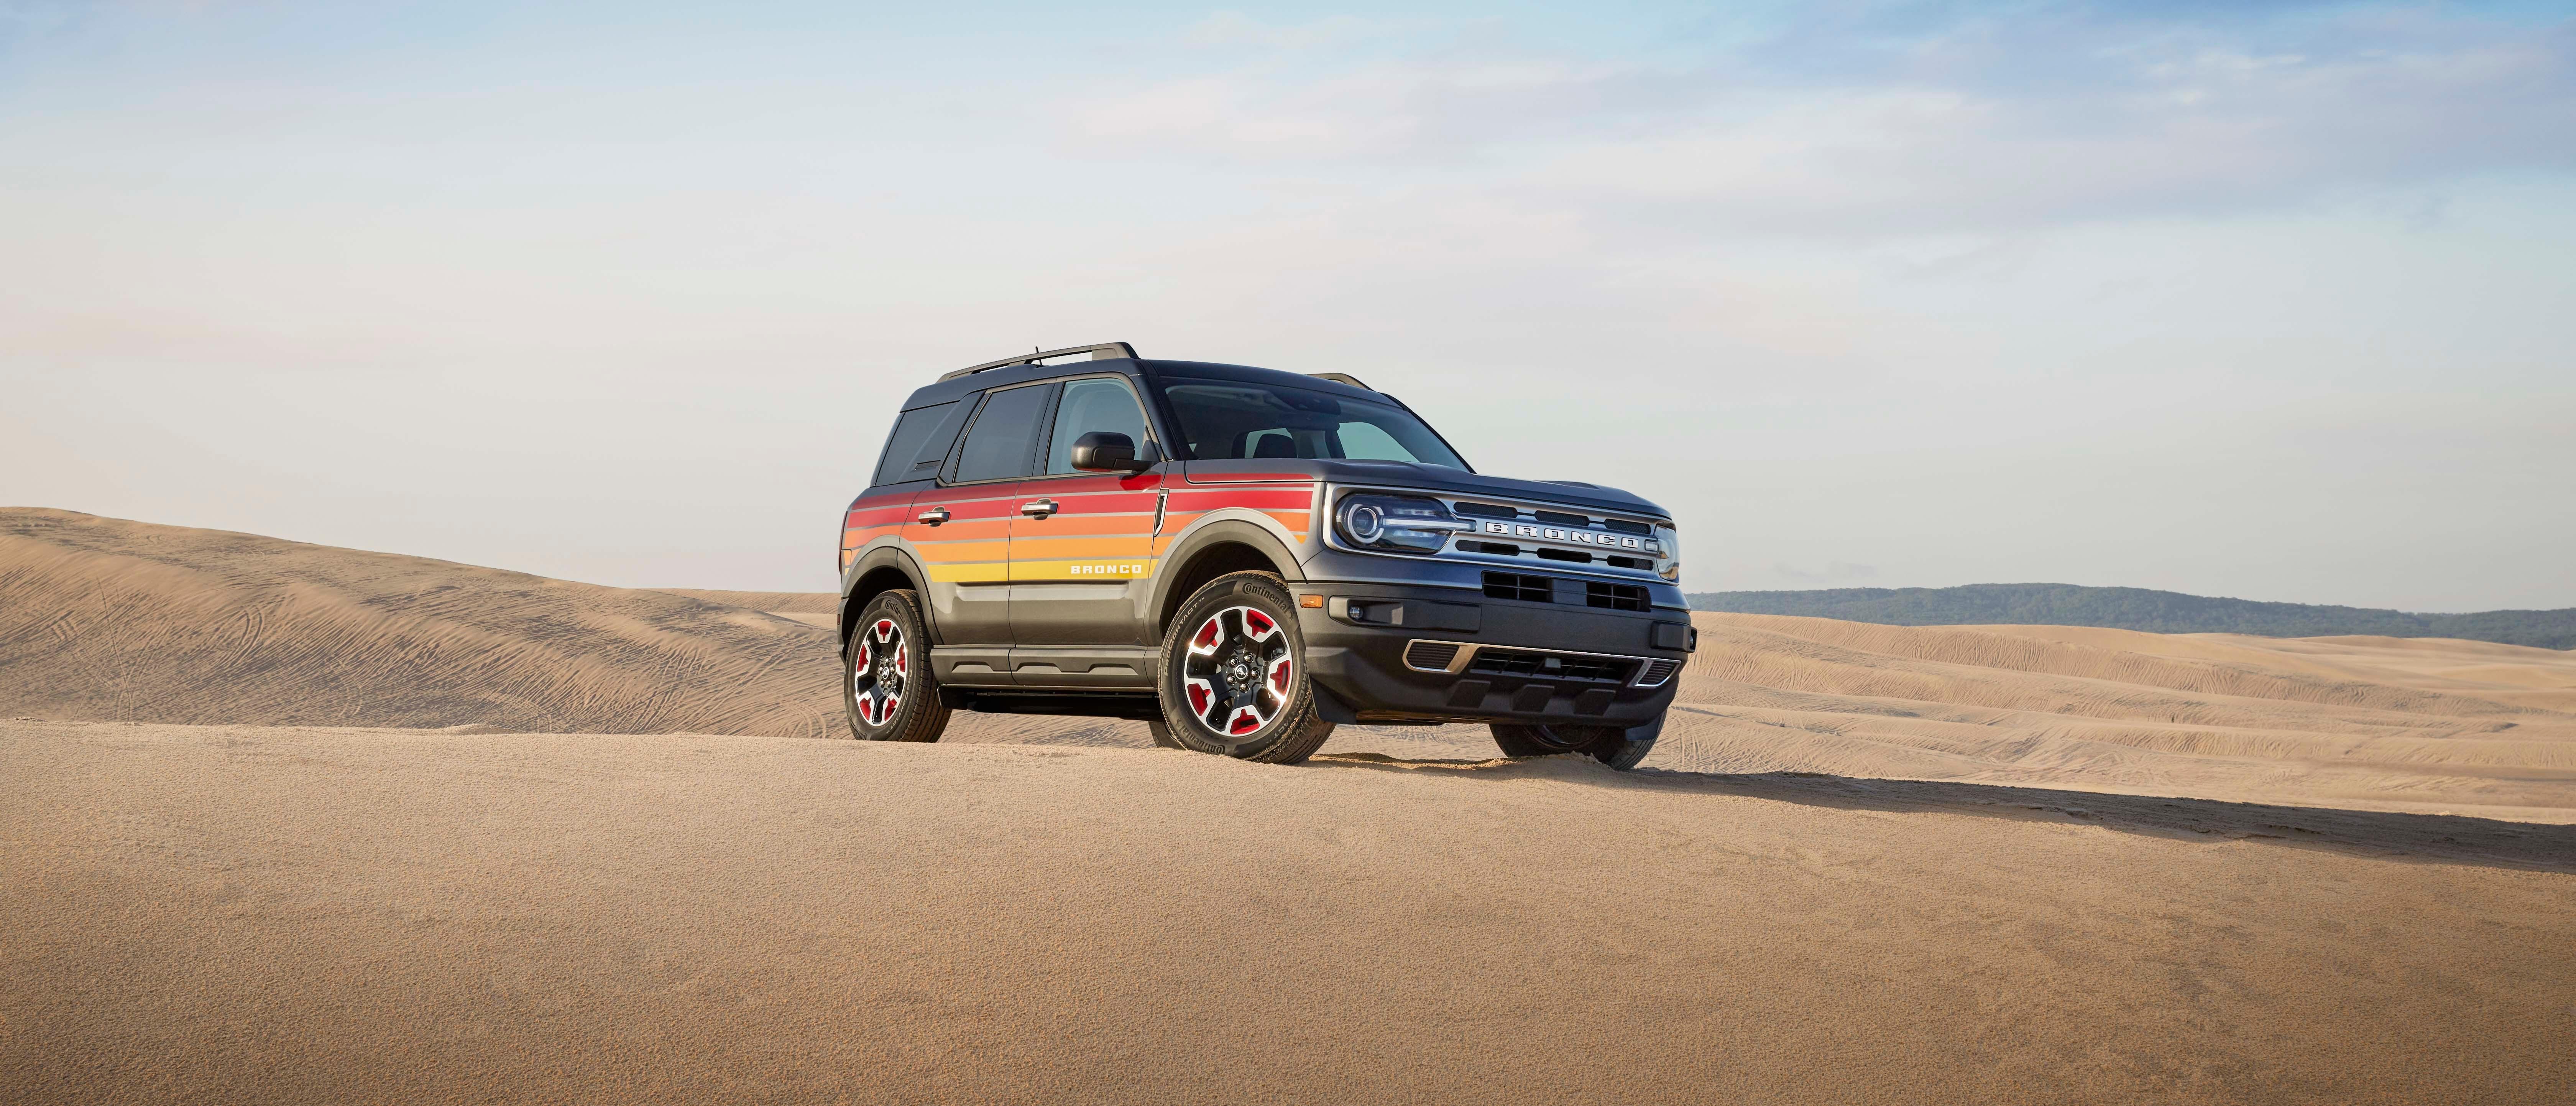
[1156,571,1334,764]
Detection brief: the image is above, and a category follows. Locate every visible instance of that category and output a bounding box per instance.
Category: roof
[895,356,1388,411]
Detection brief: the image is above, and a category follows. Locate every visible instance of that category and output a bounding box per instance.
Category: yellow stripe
[925,562,1011,583]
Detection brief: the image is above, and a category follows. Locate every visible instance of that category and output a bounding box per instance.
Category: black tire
[1491,712,1662,771]
[1155,571,1334,764]
[1146,719,1184,749]
[843,590,952,743]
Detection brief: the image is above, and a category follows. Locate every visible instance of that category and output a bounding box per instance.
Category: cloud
[1068,3,2576,238]
[1183,11,1393,51]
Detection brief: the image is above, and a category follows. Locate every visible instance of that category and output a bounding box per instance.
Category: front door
[1010,375,1164,647]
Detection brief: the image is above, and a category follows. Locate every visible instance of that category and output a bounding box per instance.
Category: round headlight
[1346,503,1385,543]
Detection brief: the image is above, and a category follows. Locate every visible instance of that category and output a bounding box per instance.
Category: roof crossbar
[939,342,1140,381]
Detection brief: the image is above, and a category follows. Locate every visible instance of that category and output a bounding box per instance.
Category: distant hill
[0,508,840,734]
[1686,583,2576,650]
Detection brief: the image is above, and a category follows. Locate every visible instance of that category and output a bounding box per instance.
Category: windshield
[1159,379,1469,469]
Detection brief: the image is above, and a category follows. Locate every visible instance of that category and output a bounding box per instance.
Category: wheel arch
[1149,520,1305,636]
[840,547,929,644]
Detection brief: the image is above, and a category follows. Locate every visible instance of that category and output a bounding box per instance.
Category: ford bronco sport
[836,343,1694,768]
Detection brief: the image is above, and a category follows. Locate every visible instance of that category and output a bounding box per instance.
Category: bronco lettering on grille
[1480,521,1653,551]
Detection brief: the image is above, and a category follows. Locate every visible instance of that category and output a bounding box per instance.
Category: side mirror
[1070,431,1156,473]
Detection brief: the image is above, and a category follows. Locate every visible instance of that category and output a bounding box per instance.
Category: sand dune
[652,588,840,627]
[1654,615,2576,821]
[0,509,840,738]
[4,719,2569,1106]
[7,507,2574,820]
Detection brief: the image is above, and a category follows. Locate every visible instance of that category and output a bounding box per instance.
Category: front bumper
[1295,581,1693,727]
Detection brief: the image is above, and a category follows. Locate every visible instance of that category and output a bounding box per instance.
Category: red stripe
[1168,488,1313,512]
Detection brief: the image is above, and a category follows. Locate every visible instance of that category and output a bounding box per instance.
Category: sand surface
[7,509,2576,1102]
[5,718,2570,1106]
[7,507,2575,822]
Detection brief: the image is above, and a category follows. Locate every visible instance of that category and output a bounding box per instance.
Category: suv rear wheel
[844,590,952,743]
[1156,571,1334,764]
[1490,714,1662,771]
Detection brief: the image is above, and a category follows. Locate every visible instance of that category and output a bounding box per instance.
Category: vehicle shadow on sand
[1307,752,2576,874]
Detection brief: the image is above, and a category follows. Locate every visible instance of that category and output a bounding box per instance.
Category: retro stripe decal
[840,476,1318,577]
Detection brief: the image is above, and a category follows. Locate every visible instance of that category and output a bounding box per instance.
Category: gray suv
[835,343,1693,768]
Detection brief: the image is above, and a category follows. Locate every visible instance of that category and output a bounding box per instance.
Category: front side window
[950,384,1053,483]
[871,401,968,487]
[1160,379,1468,469]
[1045,378,1153,474]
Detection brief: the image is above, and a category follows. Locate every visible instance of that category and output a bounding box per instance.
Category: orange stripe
[1013,535,1157,560]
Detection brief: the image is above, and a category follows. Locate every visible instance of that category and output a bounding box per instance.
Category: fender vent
[1635,660,1681,688]
[1403,641,1462,672]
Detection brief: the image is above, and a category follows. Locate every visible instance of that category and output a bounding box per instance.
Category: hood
[1183,458,1669,522]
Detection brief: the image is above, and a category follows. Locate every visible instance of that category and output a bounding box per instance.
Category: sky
[2,0,2571,611]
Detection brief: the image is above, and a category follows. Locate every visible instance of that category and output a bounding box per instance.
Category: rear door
[909,381,1055,653]
[1009,375,1165,647]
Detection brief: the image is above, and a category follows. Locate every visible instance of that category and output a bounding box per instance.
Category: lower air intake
[1403,641,1462,672]
[1467,648,1638,685]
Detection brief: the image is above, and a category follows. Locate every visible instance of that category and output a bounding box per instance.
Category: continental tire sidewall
[843,590,951,743]
[1157,572,1331,763]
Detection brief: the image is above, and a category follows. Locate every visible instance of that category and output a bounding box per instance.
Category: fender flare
[1146,517,1306,631]
[839,543,930,642]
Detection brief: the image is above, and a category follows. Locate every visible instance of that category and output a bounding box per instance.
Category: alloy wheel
[1180,605,1293,737]
[850,617,908,727]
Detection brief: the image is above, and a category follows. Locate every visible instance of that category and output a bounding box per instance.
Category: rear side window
[871,402,969,487]
[950,384,1053,483]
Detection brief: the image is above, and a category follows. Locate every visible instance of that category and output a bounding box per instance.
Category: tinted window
[1161,379,1467,469]
[950,384,1052,482]
[1045,378,1153,474]
[870,401,969,487]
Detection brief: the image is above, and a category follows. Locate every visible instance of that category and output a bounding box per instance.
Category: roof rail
[1305,372,1372,391]
[939,342,1139,382]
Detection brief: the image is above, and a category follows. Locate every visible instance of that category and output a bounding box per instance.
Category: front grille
[1454,501,1520,519]
[1533,510,1591,528]
[1402,641,1462,671]
[1606,555,1653,571]
[1482,572,1552,602]
[1467,648,1638,685]
[1586,581,1650,612]
[1535,548,1592,563]
[1603,518,1652,536]
[1635,660,1681,688]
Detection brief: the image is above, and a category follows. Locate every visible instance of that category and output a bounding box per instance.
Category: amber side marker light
[1299,594,1325,608]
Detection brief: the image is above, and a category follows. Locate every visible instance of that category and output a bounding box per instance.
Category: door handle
[916,507,950,526]
[1019,499,1058,518]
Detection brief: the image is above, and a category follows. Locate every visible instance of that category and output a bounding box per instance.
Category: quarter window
[870,401,969,487]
